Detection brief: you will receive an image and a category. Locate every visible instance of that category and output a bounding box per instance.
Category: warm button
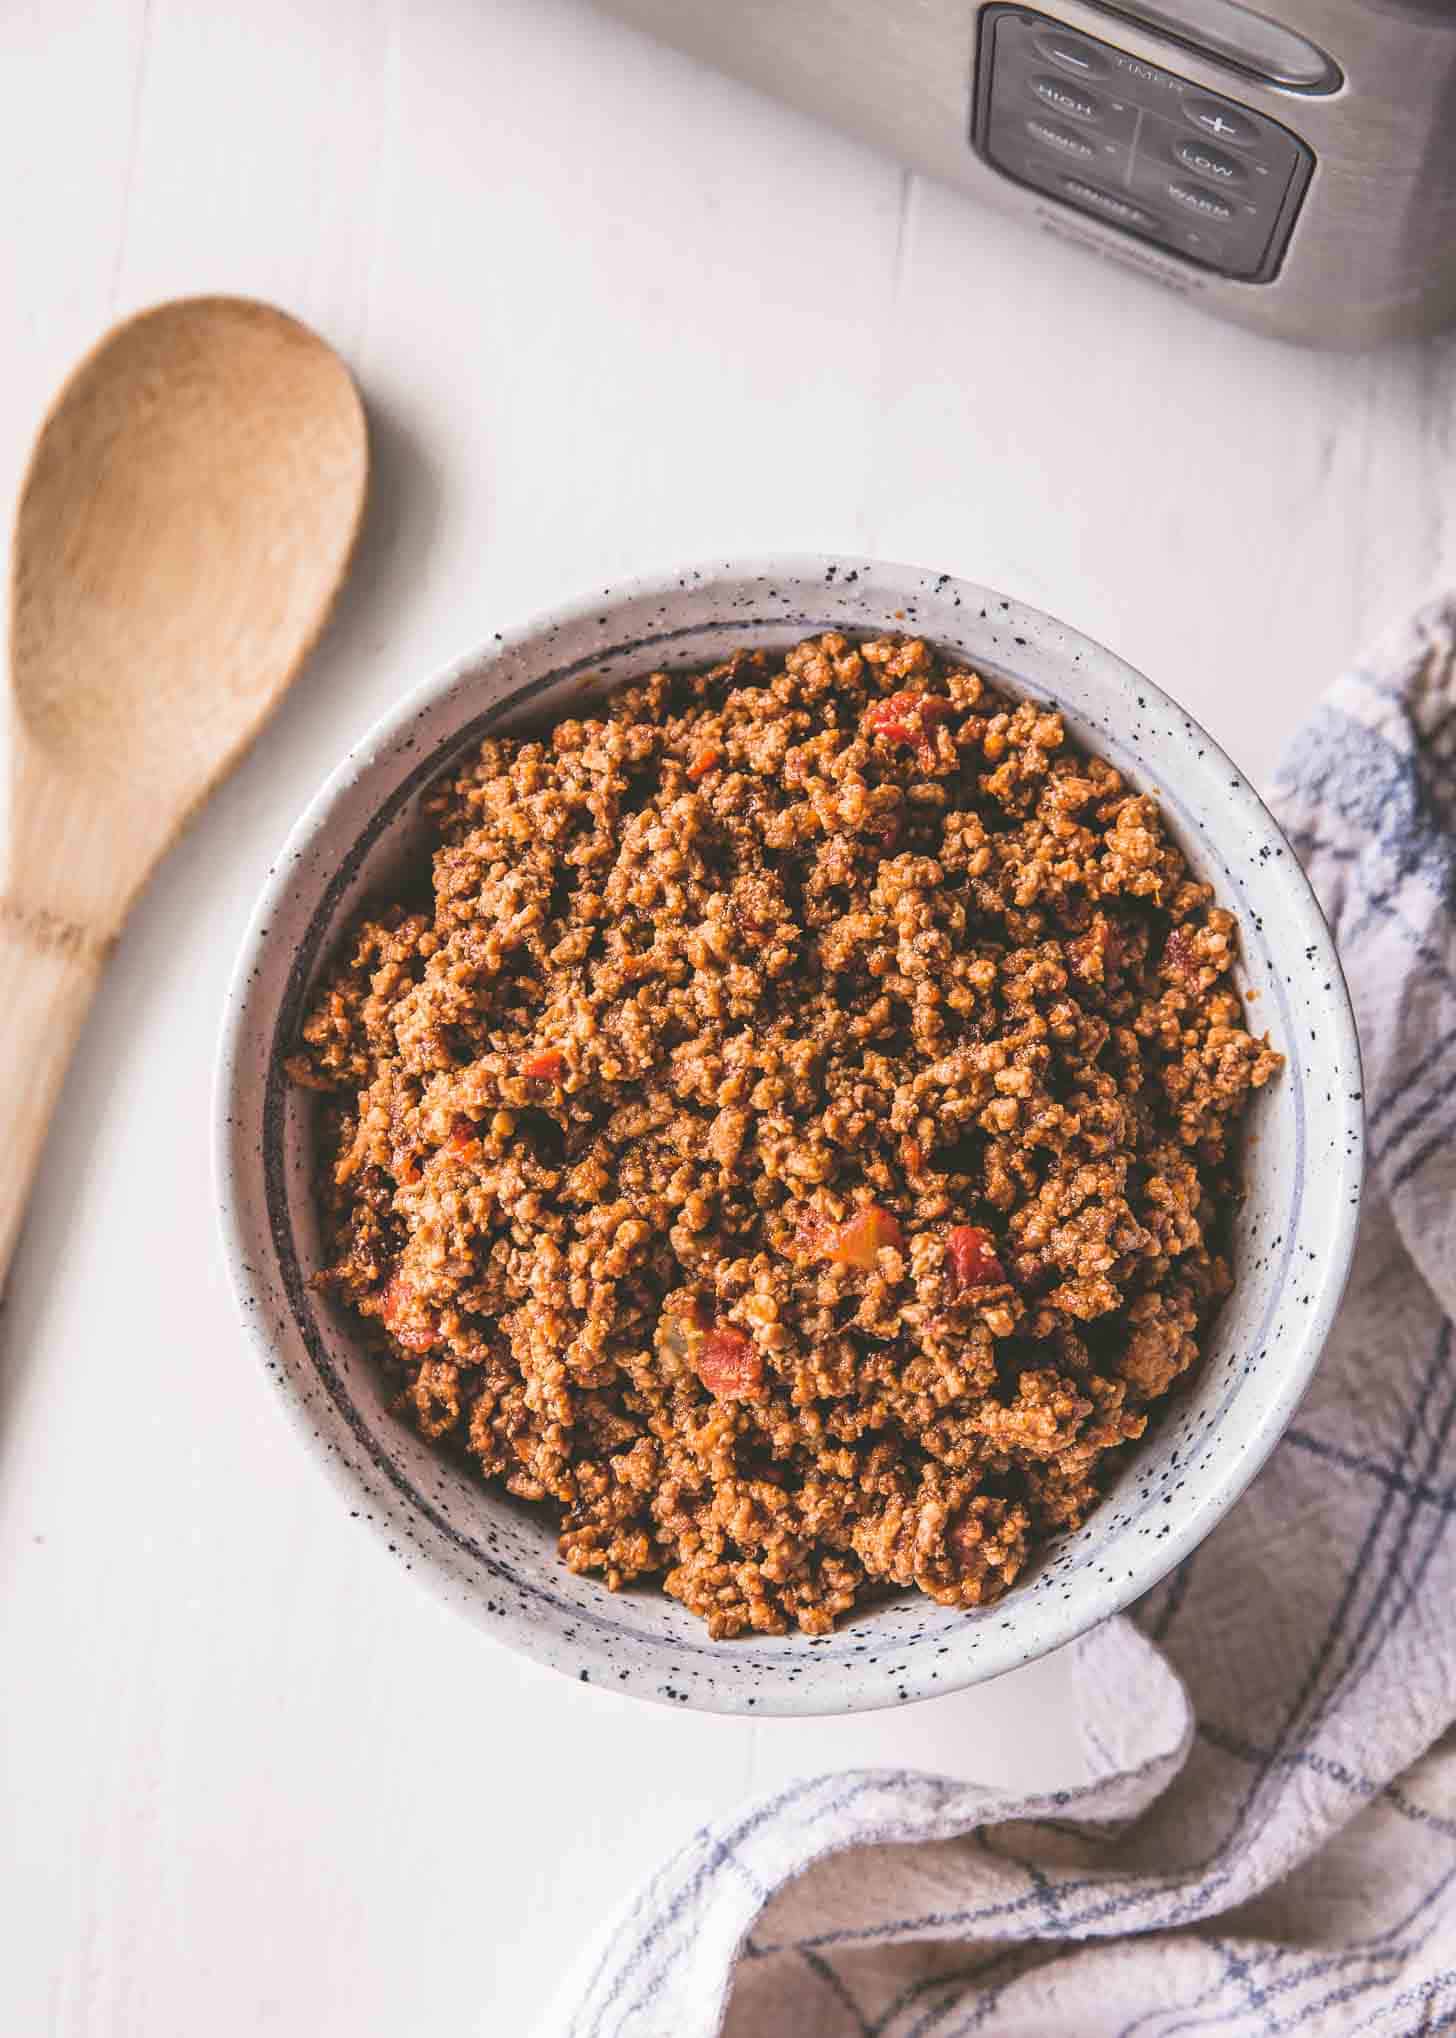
[1182,97,1260,147]
[1026,117,1096,160]
[1034,32,1107,79]
[1167,178,1236,221]
[1174,138,1247,186]
[1029,74,1103,122]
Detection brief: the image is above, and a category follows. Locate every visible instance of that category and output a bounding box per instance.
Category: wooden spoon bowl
[3,296,368,1282]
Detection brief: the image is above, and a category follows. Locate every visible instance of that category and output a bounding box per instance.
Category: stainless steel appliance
[590,1,1456,346]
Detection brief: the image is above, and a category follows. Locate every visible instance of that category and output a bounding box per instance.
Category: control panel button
[1174,137,1246,184]
[974,8,1314,284]
[1029,74,1102,122]
[1061,179,1159,231]
[1026,117,1095,160]
[1182,97,1260,147]
[1166,178,1235,220]
[1034,32,1106,79]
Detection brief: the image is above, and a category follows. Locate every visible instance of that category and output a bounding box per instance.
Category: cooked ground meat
[288,633,1281,1638]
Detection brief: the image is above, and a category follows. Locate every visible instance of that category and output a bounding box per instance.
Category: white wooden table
[4,4,1454,2032]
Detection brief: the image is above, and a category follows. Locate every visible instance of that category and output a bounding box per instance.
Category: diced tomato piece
[863,692,954,756]
[863,695,914,744]
[696,1326,765,1401]
[522,1049,565,1080]
[448,1114,477,1154]
[946,1225,1007,1293]
[687,749,722,782]
[829,1204,905,1269]
[381,1271,440,1354]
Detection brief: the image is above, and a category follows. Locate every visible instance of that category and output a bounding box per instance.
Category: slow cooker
[592,0,1456,346]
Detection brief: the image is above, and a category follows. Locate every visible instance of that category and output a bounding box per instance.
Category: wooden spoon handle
[0,907,106,1289]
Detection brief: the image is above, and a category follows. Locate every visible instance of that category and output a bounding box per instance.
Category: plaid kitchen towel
[561,597,1456,2038]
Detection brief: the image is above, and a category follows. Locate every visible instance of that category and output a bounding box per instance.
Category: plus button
[1184,96,1260,147]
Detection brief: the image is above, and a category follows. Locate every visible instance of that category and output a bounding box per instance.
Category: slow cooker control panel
[973,6,1313,282]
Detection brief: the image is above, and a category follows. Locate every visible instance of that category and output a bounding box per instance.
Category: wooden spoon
[3,296,368,1285]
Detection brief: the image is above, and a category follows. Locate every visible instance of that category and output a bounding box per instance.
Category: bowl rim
[214,554,1365,1714]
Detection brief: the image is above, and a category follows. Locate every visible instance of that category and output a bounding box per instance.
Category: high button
[1029,74,1103,123]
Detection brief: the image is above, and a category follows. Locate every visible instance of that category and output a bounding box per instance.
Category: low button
[1062,179,1158,231]
[1174,138,1246,186]
[1030,74,1102,123]
[1034,32,1107,79]
[1026,117,1096,161]
[1167,178,1235,221]
[1183,97,1260,147]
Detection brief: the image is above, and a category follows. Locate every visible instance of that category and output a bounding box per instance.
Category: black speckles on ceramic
[213,557,1365,1717]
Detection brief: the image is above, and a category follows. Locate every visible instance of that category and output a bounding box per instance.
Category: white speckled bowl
[216,559,1363,1714]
